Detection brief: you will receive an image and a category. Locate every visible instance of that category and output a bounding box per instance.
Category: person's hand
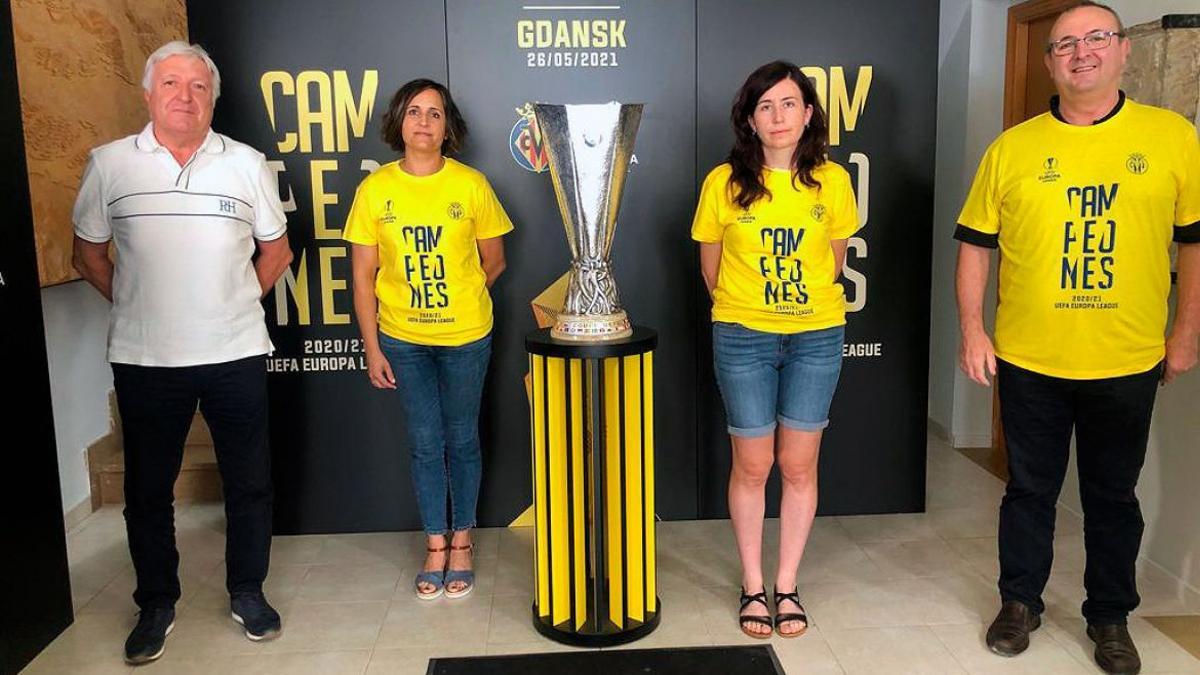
[1163,331,1198,385]
[366,348,396,389]
[959,327,997,386]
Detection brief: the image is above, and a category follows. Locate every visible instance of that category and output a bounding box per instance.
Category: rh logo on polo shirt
[219,199,236,214]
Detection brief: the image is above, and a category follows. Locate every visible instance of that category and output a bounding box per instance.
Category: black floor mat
[427,644,785,674]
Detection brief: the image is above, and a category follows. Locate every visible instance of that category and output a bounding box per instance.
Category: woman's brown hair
[380,78,468,154]
[726,60,829,209]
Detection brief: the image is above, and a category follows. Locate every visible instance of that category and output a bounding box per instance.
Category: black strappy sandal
[773,588,809,638]
[739,588,773,639]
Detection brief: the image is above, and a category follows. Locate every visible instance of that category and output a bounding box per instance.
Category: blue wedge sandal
[444,543,474,599]
[415,543,447,600]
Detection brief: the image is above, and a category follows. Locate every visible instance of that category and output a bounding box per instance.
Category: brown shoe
[986,601,1041,656]
[1087,623,1141,675]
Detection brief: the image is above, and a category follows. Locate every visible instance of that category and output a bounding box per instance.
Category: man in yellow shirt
[955,3,1200,673]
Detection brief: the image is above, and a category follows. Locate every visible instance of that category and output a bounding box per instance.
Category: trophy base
[551,312,633,342]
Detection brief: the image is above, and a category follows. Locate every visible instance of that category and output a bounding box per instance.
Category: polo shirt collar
[1049,90,1126,125]
[134,122,225,155]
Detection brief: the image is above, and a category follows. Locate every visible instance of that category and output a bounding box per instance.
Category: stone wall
[12,0,186,287]
[1125,15,1200,122]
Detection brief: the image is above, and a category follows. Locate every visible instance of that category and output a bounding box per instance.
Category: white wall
[933,0,1200,595]
[41,280,112,513]
[929,0,1007,448]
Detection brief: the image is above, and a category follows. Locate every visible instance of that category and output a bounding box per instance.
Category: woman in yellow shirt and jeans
[345,79,514,600]
[691,61,858,638]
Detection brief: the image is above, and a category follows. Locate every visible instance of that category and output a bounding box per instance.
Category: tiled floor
[24,434,1200,674]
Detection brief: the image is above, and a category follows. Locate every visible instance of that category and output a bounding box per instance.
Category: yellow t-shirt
[691,161,859,333]
[957,99,1200,379]
[343,158,514,346]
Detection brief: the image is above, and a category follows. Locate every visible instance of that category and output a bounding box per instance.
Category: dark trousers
[996,359,1161,625]
[112,355,273,610]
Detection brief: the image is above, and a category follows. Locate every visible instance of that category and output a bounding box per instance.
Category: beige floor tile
[295,564,404,603]
[947,534,1086,581]
[922,574,1002,625]
[1055,509,1085,536]
[66,528,132,604]
[486,591,546,645]
[657,545,743,592]
[162,650,372,675]
[803,517,863,552]
[800,576,993,631]
[29,612,137,665]
[927,507,999,540]
[926,474,1005,510]
[311,533,416,568]
[270,535,326,565]
[768,625,847,674]
[466,527,501,561]
[859,539,974,580]
[822,625,967,674]
[374,594,490,650]
[657,518,738,551]
[259,601,389,654]
[132,649,372,674]
[484,640,594,655]
[1044,616,1200,673]
[838,513,941,543]
[930,622,1092,674]
[35,433,1198,673]
[794,544,888,584]
[19,655,132,674]
[367,645,482,674]
[491,546,535,597]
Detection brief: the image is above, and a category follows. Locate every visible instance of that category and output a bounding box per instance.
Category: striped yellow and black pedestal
[525,326,660,647]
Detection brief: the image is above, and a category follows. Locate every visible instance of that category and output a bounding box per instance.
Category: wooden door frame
[1003,0,1078,129]
[992,0,1078,460]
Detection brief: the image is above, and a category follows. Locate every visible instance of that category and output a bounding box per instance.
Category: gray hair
[141,41,221,101]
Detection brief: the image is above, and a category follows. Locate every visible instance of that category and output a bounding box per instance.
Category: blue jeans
[712,322,845,437]
[379,332,492,534]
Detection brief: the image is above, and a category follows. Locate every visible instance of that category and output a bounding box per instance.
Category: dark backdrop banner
[1,1,74,670]
[187,0,936,533]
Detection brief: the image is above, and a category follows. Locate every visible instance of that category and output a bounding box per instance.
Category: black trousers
[996,359,1160,625]
[112,355,273,610]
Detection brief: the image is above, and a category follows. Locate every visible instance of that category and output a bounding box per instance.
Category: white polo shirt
[73,123,287,367]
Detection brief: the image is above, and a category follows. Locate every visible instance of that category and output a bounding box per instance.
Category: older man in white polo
[72,41,293,665]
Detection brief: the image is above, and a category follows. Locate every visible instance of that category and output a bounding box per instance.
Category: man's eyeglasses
[1047,30,1125,56]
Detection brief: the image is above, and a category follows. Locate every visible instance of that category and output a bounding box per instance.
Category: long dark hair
[380,78,469,154]
[726,60,829,210]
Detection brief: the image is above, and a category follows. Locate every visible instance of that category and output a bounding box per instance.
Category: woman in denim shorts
[691,61,859,638]
[345,79,514,600]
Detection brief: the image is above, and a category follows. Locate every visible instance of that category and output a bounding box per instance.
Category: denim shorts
[712,322,845,437]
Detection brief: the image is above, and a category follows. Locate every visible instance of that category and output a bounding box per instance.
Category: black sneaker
[230,591,281,641]
[124,606,175,665]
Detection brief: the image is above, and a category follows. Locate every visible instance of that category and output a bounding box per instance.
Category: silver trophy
[533,102,642,341]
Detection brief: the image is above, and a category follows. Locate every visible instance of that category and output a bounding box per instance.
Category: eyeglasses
[1046,29,1125,56]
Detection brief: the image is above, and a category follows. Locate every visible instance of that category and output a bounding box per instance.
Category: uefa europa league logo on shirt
[533,102,642,341]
